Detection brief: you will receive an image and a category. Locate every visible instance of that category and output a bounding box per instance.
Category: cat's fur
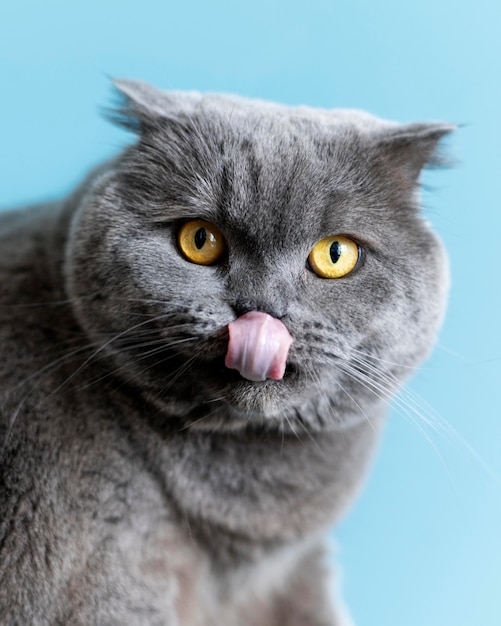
[0,80,452,625]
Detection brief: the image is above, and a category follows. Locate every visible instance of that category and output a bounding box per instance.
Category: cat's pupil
[194,228,207,250]
[329,241,341,264]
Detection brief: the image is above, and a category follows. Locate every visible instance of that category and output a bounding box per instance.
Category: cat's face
[65,81,451,432]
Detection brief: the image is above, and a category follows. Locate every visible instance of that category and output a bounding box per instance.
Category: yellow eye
[308,235,360,279]
[177,220,226,265]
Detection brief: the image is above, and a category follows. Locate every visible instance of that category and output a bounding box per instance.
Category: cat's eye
[177,220,227,265]
[308,235,360,279]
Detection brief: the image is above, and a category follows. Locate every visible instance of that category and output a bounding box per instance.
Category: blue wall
[1,1,500,624]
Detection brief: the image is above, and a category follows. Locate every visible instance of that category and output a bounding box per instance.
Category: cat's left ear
[373,122,457,189]
[108,78,202,133]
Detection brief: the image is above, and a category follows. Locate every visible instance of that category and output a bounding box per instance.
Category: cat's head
[64,80,453,432]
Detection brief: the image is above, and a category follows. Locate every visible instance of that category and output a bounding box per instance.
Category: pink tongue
[225,311,293,382]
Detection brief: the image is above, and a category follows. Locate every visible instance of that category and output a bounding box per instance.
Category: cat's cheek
[424,232,450,333]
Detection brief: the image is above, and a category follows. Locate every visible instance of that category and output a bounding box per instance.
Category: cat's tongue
[225,311,293,382]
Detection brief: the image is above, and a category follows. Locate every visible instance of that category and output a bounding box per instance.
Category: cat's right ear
[106,79,202,134]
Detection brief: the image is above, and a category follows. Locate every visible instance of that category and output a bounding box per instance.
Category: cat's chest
[115,517,313,626]
[150,421,380,543]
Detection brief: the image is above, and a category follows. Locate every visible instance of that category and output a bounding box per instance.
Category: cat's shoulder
[0,201,75,404]
[0,201,63,282]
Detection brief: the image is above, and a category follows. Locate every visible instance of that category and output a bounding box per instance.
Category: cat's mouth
[202,356,305,398]
[193,355,302,422]
[213,358,298,384]
[224,311,293,383]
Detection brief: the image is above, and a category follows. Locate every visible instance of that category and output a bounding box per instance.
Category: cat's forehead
[188,94,399,152]
[150,88,397,134]
[176,98,387,238]
[113,80,397,132]
[118,84,452,246]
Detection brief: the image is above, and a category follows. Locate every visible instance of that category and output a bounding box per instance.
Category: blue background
[1,1,500,624]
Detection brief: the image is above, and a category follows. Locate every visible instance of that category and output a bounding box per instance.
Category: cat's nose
[231,299,287,320]
[227,267,292,320]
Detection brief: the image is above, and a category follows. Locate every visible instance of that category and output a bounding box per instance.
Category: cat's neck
[125,410,382,556]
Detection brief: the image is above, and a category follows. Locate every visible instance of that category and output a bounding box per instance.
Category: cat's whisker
[433,341,472,363]
[0,294,101,310]
[301,359,377,433]
[282,413,305,444]
[332,377,378,433]
[179,415,213,432]
[7,343,95,392]
[179,399,230,431]
[9,326,195,397]
[348,353,441,425]
[14,315,190,390]
[204,395,228,404]
[349,347,418,370]
[117,336,199,355]
[105,326,198,343]
[339,359,427,426]
[2,340,104,447]
[3,313,182,435]
[288,363,347,457]
[77,337,201,392]
[159,354,200,394]
[291,412,332,460]
[80,343,200,401]
[122,297,171,306]
[350,352,467,447]
[0,291,180,313]
[310,356,379,431]
[353,356,501,484]
[336,360,458,481]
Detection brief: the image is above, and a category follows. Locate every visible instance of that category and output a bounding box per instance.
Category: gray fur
[0,81,452,625]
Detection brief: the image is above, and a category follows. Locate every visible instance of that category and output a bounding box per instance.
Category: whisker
[349,347,417,370]
[290,363,355,459]
[338,360,455,475]
[283,413,304,444]
[160,354,199,393]
[78,337,199,391]
[178,401,227,431]
[302,360,377,433]
[336,357,501,488]
[351,352,482,461]
[3,312,179,440]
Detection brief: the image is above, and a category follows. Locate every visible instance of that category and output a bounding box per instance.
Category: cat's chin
[141,358,304,429]
[133,353,368,432]
[202,358,306,410]
[188,360,361,432]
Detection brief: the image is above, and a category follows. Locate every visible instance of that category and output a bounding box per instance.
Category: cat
[0,79,453,625]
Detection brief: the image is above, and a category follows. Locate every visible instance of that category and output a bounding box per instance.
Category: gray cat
[0,80,453,625]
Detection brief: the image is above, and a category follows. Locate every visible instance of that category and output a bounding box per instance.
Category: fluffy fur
[0,81,453,625]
